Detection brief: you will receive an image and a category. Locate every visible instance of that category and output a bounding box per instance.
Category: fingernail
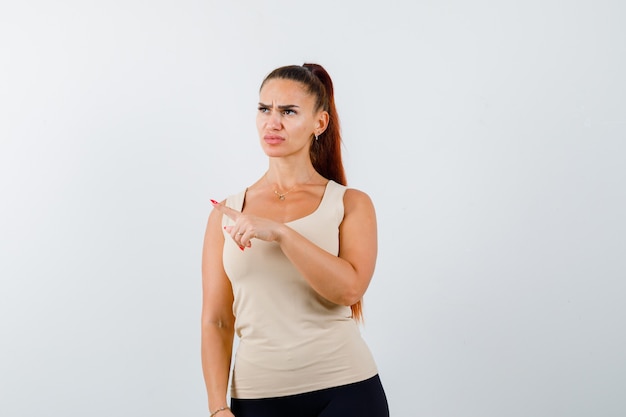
[210,199,219,205]
[239,246,245,251]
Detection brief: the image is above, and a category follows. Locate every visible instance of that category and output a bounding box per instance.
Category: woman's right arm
[201,207,236,416]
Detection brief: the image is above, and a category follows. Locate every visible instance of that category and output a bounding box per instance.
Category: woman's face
[256,78,327,159]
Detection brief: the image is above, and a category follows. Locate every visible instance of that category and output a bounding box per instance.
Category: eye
[282,109,297,115]
[258,106,269,113]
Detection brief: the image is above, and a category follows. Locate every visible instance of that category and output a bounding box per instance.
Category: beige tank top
[222,180,378,399]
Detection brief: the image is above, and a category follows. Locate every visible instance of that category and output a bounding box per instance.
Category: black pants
[230,375,389,417]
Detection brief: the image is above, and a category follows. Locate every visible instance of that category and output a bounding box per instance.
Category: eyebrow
[258,102,300,110]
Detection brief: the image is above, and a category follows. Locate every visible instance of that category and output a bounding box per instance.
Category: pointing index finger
[210,199,241,221]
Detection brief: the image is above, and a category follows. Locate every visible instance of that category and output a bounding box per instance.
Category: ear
[315,110,330,136]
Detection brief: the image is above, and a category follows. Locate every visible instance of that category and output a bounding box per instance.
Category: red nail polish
[239,246,245,251]
[210,199,219,205]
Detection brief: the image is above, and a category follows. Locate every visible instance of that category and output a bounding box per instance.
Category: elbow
[201,314,235,333]
[202,319,233,331]
[334,267,373,307]
[338,287,364,307]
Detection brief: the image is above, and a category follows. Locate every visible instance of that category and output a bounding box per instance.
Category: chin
[260,144,286,158]
[260,150,278,158]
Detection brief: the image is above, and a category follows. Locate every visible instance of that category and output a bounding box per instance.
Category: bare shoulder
[343,188,376,216]
[208,203,224,223]
[206,203,225,236]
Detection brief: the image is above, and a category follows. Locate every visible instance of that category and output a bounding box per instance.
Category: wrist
[210,406,230,417]
[275,223,290,244]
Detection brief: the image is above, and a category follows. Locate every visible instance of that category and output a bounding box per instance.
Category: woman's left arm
[213,189,377,306]
[279,189,378,306]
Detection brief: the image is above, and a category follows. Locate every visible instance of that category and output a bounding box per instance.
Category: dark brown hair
[260,64,363,321]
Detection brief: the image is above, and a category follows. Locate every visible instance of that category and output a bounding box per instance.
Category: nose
[267,109,282,130]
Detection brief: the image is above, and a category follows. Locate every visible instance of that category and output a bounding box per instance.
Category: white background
[1,1,625,416]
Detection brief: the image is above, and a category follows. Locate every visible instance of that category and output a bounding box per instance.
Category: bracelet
[210,406,230,417]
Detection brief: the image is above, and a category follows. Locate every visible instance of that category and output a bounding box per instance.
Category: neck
[265,159,317,190]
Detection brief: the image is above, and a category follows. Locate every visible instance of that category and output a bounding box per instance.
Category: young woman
[201,63,389,417]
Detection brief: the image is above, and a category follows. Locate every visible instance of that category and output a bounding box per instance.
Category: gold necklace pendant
[267,172,314,201]
[271,179,299,201]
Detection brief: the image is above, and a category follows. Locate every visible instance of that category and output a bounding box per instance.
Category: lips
[264,134,285,144]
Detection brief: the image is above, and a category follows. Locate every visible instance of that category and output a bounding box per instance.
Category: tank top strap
[318,180,347,223]
[324,180,347,199]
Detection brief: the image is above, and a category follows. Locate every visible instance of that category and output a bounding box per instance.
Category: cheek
[297,121,314,136]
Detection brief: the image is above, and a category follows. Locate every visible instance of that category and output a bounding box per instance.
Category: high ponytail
[301,64,346,187]
[260,64,362,321]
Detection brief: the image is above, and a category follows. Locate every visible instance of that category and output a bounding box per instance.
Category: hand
[211,200,284,249]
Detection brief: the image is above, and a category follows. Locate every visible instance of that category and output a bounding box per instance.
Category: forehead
[259,78,314,105]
